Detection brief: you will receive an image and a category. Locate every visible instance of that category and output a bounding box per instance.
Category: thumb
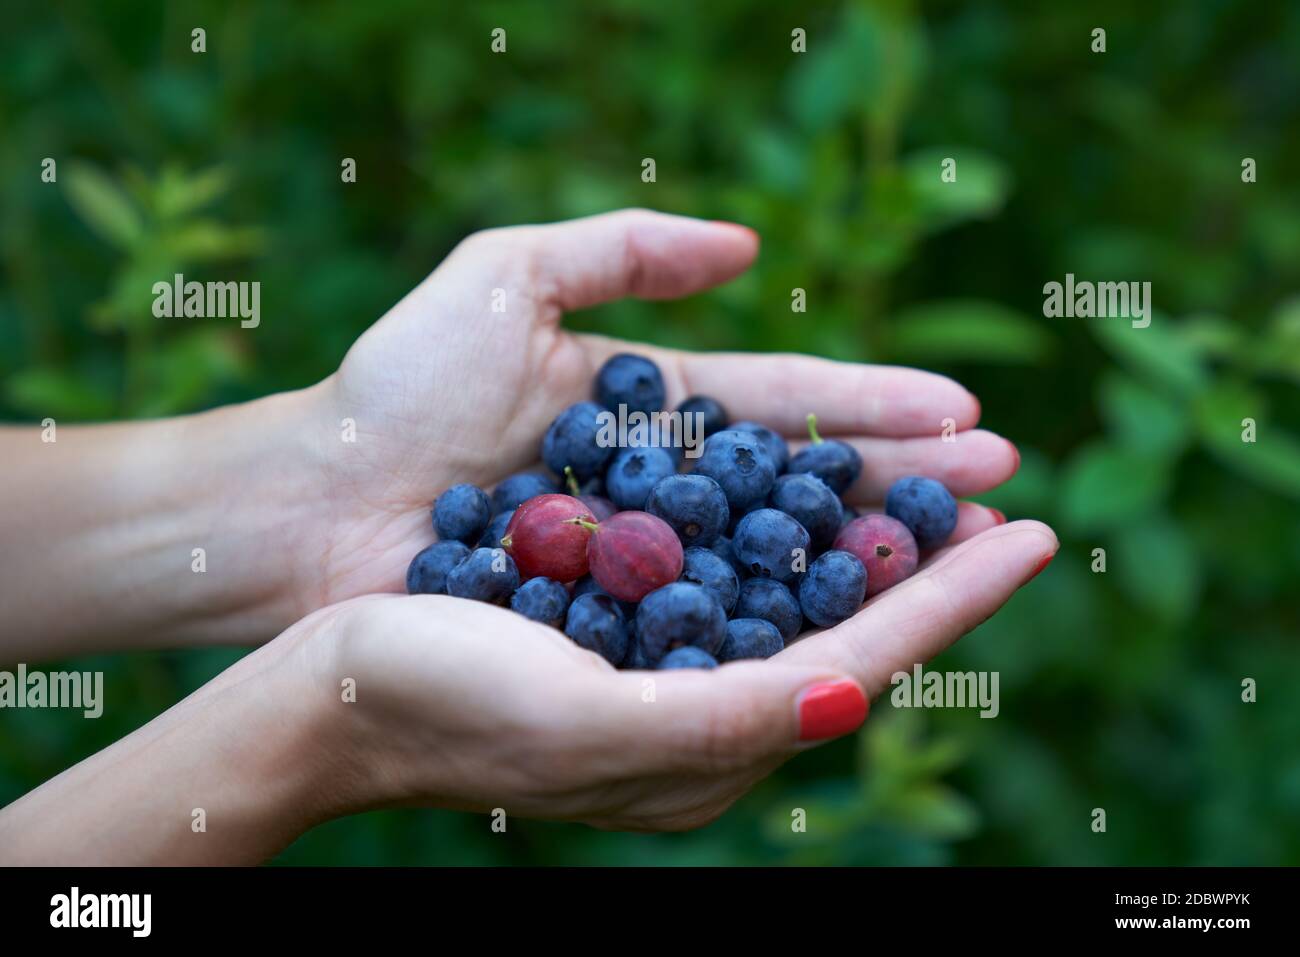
[444,208,759,314]
[586,661,868,777]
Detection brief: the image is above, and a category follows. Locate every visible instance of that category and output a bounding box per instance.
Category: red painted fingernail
[989,508,1006,525]
[1027,552,1054,582]
[797,680,868,742]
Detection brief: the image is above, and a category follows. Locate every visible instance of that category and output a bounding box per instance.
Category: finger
[844,501,1004,545]
[450,209,759,311]
[577,336,979,437]
[581,660,868,777]
[947,502,1006,543]
[777,521,1058,697]
[801,429,1019,501]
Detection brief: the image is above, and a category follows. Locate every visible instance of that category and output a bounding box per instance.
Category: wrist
[0,606,363,865]
[232,605,379,839]
[266,598,408,822]
[0,382,336,658]
[164,381,337,644]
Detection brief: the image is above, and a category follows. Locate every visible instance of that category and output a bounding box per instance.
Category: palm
[333,481,1054,831]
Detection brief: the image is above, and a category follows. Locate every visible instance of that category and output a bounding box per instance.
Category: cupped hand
[307,514,1055,831]
[303,208,1025,609]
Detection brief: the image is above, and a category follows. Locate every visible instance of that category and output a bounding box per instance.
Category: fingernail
[1008,441,1021,473]
[989,507,1006,525]
[1027,552,1054,582]
[797,680,868,742]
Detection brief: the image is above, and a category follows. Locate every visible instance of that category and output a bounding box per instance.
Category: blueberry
[657,647,719,670]
[491,473,558,515]
[884,476,958,550]
[605,446,677,511]
[445,547,520,605]
[406,540,471,595]
[432,483,492,543]
[730,421,789,474]
[620,620,651,669]
[625,416,684,467]
[679,546,740,615]
[542,401,617,482]
[787,443,861,496]
[573,575,637,620]
[733,579,802,644]
[709,534,750,580]
[717,618,783,662]
[787,416,861,495]
[594,353,666,415]
[565,593,629,666]
[676,395,729,439]
[769,473,843,551]
[635,582,727,663]
[731,508,811,585]
[798,550,867,627]
[645,474,730,548]
[478,509,514,548]
[693,429,777,511]
[726,501,764,537]
[510,577,571,628]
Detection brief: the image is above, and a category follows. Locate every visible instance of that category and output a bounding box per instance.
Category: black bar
[0,866,1287,942]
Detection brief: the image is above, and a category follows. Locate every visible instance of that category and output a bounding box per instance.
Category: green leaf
[889,299,1053,364]
[133,330,247,417]
[63,162,144,250]
[760,781,863,846]
[1097,371,1191,455]
[902,148,1011,232]
[164,220,265,262]
[785,3,924,136]
[745,127,809,195]
[6,367,117,420]
[1270,297,1300,341]
[155,165,231,219]
[889,784,980,840]
[785,21,863,131]
[1181,314,1246,360]
[975,447,1056,518]
[1087,313,1208,396]
[1110,515,1201,624]
[1261,298,1300,381]
[1059,442,1171,532]
[1194,384,1300,499]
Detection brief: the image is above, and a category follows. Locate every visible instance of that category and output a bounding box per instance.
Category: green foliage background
[1,0,1297,865]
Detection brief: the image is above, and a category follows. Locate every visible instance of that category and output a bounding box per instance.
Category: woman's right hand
[309,515,1055,834]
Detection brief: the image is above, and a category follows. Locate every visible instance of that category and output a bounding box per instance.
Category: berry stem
[565,517,600,532]
[807,412,823,444]
[563,465,581,497]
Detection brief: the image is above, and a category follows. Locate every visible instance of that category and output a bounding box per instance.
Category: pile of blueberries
[407,353,958,670]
